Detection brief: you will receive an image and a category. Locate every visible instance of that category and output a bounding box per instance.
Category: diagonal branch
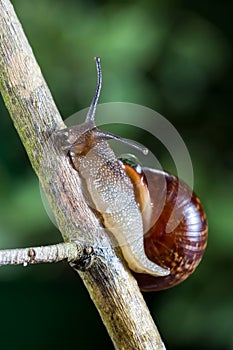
[0,0,166,349]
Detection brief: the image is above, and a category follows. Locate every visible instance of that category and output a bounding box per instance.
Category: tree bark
[0,0,166,349]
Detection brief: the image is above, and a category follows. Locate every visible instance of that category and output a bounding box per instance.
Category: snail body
[58,57,208,291]
[69,134,169,276]
[58,57,169,278]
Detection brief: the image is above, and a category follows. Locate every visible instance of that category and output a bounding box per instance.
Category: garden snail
[58,57,208,291]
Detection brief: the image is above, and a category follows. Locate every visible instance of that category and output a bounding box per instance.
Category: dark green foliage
[0,0,232,349]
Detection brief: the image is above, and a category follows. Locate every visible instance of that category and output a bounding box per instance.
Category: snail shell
[122,161,208,291]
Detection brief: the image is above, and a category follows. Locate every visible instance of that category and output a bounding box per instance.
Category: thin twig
[0,242,85,266]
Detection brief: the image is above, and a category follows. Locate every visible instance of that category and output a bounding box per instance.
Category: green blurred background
[0,0,232,349]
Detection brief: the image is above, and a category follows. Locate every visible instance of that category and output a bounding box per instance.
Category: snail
[58,57,208,291]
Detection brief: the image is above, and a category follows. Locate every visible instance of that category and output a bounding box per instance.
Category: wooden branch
[0,1,166,349]
[0,242,85,266]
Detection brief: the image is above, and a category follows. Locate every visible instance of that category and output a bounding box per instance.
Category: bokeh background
[0,0,232,349]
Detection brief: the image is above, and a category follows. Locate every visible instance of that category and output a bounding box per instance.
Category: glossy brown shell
[124,165,208,292]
